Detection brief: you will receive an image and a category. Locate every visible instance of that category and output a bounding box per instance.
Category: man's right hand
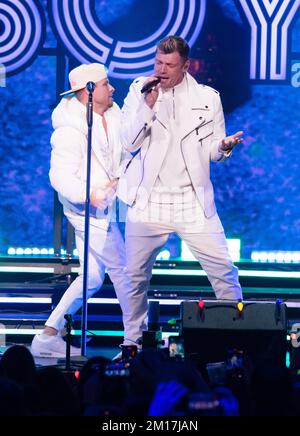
[90,179,118,209]
[143,77,161,109]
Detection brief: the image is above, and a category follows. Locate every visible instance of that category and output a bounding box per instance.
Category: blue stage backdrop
[0,0,299,261]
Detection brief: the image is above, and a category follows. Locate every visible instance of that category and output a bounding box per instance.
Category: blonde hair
[157,36,190,61]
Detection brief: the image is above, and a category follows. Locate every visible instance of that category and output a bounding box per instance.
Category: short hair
[156,36,190,61]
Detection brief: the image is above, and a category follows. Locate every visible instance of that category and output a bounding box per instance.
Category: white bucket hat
[60,63,107,96]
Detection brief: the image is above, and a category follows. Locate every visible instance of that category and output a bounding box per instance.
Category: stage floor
[0,344,119,368]
[1,255,300,361]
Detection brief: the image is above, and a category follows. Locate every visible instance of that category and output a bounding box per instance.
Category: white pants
[125,203,243,343]
[46,223,136,345]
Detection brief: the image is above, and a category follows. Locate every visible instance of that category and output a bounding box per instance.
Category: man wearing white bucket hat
[31,63,134,357]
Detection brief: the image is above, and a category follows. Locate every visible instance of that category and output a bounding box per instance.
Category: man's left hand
[219,130,244,153]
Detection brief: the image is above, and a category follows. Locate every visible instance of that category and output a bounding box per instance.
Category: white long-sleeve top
[49,96,122,231]
[119,73,231,217]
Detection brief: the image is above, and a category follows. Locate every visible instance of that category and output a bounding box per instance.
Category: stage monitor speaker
[180,301,287,368]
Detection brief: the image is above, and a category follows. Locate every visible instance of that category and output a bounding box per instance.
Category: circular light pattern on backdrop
[49,0,206,78]
[0,0,45,75]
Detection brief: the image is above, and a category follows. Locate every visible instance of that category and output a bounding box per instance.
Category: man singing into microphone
[31,63,133,357]
[119,35,244,346]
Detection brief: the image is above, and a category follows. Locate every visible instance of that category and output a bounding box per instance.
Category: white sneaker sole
[31,346,81,359]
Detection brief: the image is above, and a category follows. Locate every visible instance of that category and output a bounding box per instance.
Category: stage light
[267,253,276,263]
[7,247,59,257]
[259,252,268,262]
[237,301,244,313]
[198,300,205,310]
[292,253,300,263]
[0,297,51,303]
[197,299,205,321]
[167,319,177,325]
[251,251,300,264]
[276,252,285,263]
[284,253,292,263]
[251,251,260,262]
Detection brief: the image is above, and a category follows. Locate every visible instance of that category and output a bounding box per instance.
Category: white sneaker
[31,334,81,358]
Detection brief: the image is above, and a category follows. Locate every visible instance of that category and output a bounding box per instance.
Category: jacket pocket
[198,130,213,146]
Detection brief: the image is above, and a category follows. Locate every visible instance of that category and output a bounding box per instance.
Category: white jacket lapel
[153,89,169,129]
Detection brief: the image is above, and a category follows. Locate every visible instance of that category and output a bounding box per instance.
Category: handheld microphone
[141,77,161,94]
[86,81,95,93]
